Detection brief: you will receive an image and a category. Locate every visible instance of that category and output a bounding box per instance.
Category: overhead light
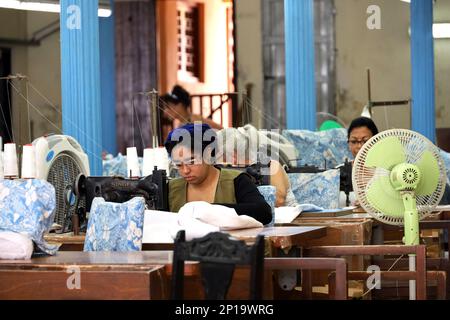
[433,23,450,39]
[0,0,112,17]
[407,23,450,39]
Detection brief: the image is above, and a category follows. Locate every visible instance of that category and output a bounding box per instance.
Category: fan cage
[47,152,85,231]
[352,129,447,225]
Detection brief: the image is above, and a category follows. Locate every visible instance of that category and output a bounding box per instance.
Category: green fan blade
[415,150,440,196]
[366,176,404,218]
[365,136,406,170]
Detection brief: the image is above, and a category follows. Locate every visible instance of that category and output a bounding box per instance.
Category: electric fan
[33,134,90,233]
[352,128,447,299]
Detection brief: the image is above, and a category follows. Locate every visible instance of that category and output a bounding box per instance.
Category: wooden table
[0,251,277,300]
[0,251,172,300]
[44,226,327,252]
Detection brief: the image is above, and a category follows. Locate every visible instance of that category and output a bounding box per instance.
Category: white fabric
[142,202,263,242]
[0,231,34,260]
[178,201,263,231]
[275,203,324,224]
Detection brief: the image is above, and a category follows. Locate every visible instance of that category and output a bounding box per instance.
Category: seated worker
[347,116,379,158]
[164,123,272,225]
[344,117,450,206]
[161,85,223,130]
[216,127,297,208]
[338,117,379,207]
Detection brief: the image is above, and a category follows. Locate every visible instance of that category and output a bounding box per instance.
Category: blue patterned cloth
[84,197,146,252]
[102,153,144,177]
[0,179,59,255]
[257,185,276,226]
[440,149,450,185]
[282,128,352,168]
[288,169,340,209]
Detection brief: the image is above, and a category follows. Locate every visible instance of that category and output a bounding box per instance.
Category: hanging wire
[26,80,31,143]
[360,254,405,299]
[6,79,15,142]
[130,93,146,150]
[7,79,103,163]
[0,101,13,142]
[24,80,105,159]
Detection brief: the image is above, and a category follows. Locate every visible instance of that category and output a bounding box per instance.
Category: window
[177,2,202,82]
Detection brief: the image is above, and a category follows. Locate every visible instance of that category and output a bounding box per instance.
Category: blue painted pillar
[99,0,116,156]
[411,0,435,142]
[284,0,316,130]
[60,0,102,174]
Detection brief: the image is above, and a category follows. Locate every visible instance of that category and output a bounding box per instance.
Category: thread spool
[4,143,18,179]
[21,144,36,179]
[34,137,48,180]
[126,147,141,178]
[142,147,170,176]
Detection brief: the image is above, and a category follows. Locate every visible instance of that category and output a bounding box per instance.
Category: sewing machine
[70,168,169,234]
[216,162,271,186]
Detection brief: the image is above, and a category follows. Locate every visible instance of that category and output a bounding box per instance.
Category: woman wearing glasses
[347,117,379,158]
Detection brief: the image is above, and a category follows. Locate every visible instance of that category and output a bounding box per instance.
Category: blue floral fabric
[257,185,276,226]
[0,179,59,255]
[102,153,144,177]
[440,149,450,185]
[282,128,352,169]
[84,197,145,252]
[288,169,340,209]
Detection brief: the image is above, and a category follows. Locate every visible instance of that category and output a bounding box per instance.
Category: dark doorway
[0,47,12,144]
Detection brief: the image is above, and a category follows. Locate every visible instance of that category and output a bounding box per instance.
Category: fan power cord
[359,254,405,299]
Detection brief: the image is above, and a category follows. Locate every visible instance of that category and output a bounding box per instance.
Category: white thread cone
[142,147,170,176]
[21,144,36,179]
[34,137,48,179]
[126,147,141,178]
[4,143,18,178]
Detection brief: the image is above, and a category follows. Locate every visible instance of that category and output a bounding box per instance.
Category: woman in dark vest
[164,123,272,225]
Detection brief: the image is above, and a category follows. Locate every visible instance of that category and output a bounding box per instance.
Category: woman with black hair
[161,85,223,130]
[347,116,379,158]
[164,123,272,225]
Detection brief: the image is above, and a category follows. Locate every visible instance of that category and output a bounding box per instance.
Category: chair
[265,257,348,300]
[171,230,265,300]
[304,245,428,300]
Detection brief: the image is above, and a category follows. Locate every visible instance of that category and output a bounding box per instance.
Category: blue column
[60,0,102,174]
[99,1,116,156]
[284,0,316,130]
[411,0,435,142]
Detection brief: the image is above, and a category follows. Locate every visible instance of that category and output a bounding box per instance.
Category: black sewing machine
[216,162,271,186]
[69,168,169,234]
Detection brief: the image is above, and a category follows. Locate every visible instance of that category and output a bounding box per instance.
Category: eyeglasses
[348,138,369,146]
[172,157,202,168]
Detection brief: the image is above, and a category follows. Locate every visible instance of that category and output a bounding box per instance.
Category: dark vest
[168,168,242,212]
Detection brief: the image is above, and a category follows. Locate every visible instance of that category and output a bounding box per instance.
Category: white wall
[0,9,61,145]
[234,0,264,128]
[26,11,61,140]
[434,0,450,128]
[335,0,450,131]
[0,9,29,145]
[335,0,411,131]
